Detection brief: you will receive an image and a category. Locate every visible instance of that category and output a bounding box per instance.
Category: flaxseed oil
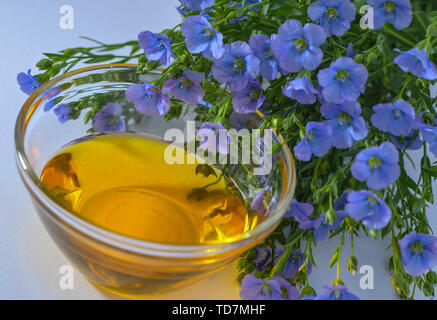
[40,133,258,245]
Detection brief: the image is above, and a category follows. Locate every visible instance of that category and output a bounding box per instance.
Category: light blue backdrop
[0,0,435,299]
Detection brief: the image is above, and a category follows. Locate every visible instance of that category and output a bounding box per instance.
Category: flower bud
[392,274,409,298]
[282,117,294,130]
[331,278,345,286]
[36,58,53,70]
[369,228,379,239]
[37,73,50,83]
[423,282,434,297]
[271,116,282,128]
[300,286,316,297]
[426,270,437,285]
[326,208,337,225]
[319,160,329,175]
[347,256,358,276]
[366,51,379,64]
[354,54,364,63]
[422,112,435,125]
[195,163,217,178]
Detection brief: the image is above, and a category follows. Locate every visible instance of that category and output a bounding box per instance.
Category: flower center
[325,7,338,21]
[294,38,308,51]
[259,283,272,297]
[151,87,161,94]
[384,1,396,13]
[180,78,193,89]
[397,134,408,144]
[338,112,352,125]
[233,58,246,72]
[333,289,343,299]
[290,254,300,265]
[366,196,378,209]
[306,129,315,142]
[280,287,288,299]
[335,70,350,82]
[393,108,402,119]
[368,156,382,169]
[202,27,215,39]
[249,88,262,101]
[255,250,268,263]
[106,115,120,127]
[265,48,274,60]
[156,40,164,49]
[410,241,424,255]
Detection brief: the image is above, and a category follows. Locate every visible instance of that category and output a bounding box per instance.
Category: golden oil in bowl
[39,133,260,246]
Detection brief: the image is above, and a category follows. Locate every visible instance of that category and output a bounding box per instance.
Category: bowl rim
[14,63,296,258]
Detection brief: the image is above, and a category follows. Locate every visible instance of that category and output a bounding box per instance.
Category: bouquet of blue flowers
[18,0,437,300]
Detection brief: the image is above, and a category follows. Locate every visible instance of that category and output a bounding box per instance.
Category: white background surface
[0,0,435,299]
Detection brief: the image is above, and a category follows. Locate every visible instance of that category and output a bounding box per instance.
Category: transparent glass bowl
[14,64,296,298]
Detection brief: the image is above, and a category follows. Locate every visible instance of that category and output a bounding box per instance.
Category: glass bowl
[14,64,296,298]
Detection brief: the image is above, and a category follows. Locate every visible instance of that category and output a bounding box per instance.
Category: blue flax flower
[181,15,224,59]
[308,0,356,36]
[232,79,265,114]
[345,190,391,229]
[92,103,126,133]
[315,285,359,300]
[399,232,437,277]
[212,41,260,91]
[254,246,272,272]
[249,34,279,81]
[346,42,359,58]
[138,31,173,67]
[250,190,266,215]
[284,199,314,223]
[240,275,282,300]
[283,76,319,105]
[299,212,345,242]
[318,57,368,104]
[17,69,40,95]
[125,82,170,116]
[240,275,298,300]
[368,0,412,30]
[350,142,400,190]
[321,101,368,149]
[294,122,332,161]
[197,122,230,155]
[43,87,63,112]
[179,0,214,11]
[271,19,327,73]
[274,277,300,300]
[163,70,205,106]
[391,130,422,150]
[394,48,437,81]
[371,99,416,136]
[53,104,70,124]
[420,125,437,157]
[333,193,349,210]
[274,249,313,280]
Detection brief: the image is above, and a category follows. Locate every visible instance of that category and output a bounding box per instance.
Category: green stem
[383,27,415,47]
